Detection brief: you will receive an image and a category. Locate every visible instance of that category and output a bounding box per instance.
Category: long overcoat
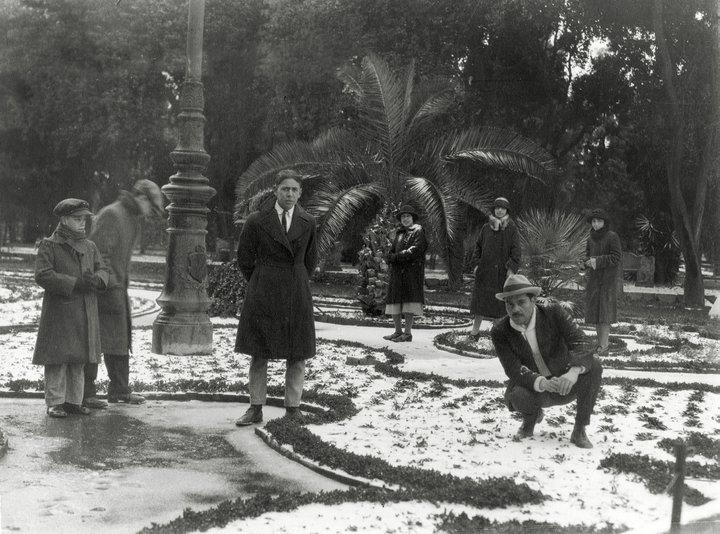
[89,192,141,355]
[469,219,521,318]
[385,224,428,305]
[235,204,317,361]
[585,227,622,324]
[33,232,109,365]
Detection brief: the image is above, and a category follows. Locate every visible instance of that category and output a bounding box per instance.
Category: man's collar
[509,305,537,333]
[274,202,295,215]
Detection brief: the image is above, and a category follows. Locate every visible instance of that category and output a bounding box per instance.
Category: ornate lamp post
[152,0,216,355]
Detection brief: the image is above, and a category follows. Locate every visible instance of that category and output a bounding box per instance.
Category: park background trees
[0,0,718,305]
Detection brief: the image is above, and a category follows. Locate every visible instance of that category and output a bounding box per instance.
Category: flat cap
[53,198,92,217]
[132,179,165,216]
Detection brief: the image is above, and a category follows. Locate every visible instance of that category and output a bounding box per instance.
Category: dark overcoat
[386,224,428,306]
[235,204,317,361]
[470,219,521,318]
[89,193,141,355]
[33,233,109,365]
[491,303,594,391]
[585,227,622,325]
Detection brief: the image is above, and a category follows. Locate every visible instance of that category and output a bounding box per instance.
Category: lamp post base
[152,312,213,355]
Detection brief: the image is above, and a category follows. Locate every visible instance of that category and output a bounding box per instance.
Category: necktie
[282,210,289,234]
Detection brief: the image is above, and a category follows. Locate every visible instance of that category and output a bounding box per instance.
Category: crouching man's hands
[550,367,583,395]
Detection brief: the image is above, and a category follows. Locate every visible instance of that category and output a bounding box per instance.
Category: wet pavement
[0,399,346,533]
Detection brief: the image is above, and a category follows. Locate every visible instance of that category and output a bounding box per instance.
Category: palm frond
[441,127,558,184]
[402,60,416,130]
[357,54,407,166]
[404,175,462,252]
[406,91,455,139]
[314,183,387,258]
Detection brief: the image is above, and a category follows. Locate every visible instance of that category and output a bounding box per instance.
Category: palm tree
[235,54,557,285]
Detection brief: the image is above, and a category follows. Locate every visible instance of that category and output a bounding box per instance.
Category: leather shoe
[383,331,403,341]
[108,393,145,405]
[570,426,593,449]
[235,406,263,426]
[63,403,92,415]
[467,332,481,342]
[82,396,107,409]
[515,409,543,439]
[393,333,412,342]
[284,407,305,424]
[47,405,67,418]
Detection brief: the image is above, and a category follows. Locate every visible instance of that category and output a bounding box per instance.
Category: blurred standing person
[382,205,428,343]
[468,197,521,341]
[234,170,317,426]
[584,208,622,355]
[82,179,165,408]
[34,199,108,418]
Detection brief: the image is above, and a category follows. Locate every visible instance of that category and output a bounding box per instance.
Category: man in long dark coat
[491,274,603,449]
[235,169,317,426]
[82,179,164,408]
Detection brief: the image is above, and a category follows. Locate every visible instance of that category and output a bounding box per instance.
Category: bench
[623,252,655,286]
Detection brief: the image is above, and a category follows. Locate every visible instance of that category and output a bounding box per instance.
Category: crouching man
[490,275,603,448]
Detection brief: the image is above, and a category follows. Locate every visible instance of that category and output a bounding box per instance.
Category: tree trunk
[446,238,465,291]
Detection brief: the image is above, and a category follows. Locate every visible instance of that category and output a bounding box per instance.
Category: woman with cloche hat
[467,197,521,341]
[382,205,428,342]
[584,208,622,355]
[33,199,109,418]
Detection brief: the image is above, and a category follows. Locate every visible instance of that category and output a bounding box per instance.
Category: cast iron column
[152,0,216,355]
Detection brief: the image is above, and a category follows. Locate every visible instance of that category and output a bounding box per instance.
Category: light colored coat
[33,233,109,365]
[90,192,141,355]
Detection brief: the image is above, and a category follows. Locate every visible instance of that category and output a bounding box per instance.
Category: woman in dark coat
[584,208,622,354]
[33,199,109,418]
[382,205,428,343]
[468,197,521,340]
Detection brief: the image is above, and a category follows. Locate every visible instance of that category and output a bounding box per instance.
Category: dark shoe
[47,405,68,418]
[467,332,481,342]
[108,393,145,405]
[284,407,305,424]
[235,406,263,427]
[595,345,609,356]
[570,426,593,449]
[393,333,413,342]
[63,403,92,415]
[383,331,403,341]
[515,409,543,439]
[82,396,107,409]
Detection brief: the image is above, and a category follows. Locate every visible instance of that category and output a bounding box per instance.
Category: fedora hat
[495,274,542,301]
[395,204,419,221]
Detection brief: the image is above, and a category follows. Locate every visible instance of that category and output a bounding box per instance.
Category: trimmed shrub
[207,261,246,317]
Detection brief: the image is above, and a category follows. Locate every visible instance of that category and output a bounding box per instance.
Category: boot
[570,424,593,449]
[235,405,263,427]
[383,331,403,341]
[108,393,145,405]
[63,403,92,415]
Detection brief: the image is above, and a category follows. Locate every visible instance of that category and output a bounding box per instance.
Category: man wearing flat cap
[82,179,165,408]
[34,199,109,417]
[490,274,603,448]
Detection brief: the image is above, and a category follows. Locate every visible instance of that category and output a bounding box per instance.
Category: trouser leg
[44,364,66,406]
[65,364,85,405]
[104,353,130,396]
[83,363,98,399]
[574,357,603,426]
[471,315,483,335]
[507,385,543,418]
[284,359,306,407]
[248,356,268,405]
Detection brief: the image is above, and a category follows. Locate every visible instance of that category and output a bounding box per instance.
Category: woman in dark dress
[382,205,428,343]
[584,208,622,354]
[468,197,521,341]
